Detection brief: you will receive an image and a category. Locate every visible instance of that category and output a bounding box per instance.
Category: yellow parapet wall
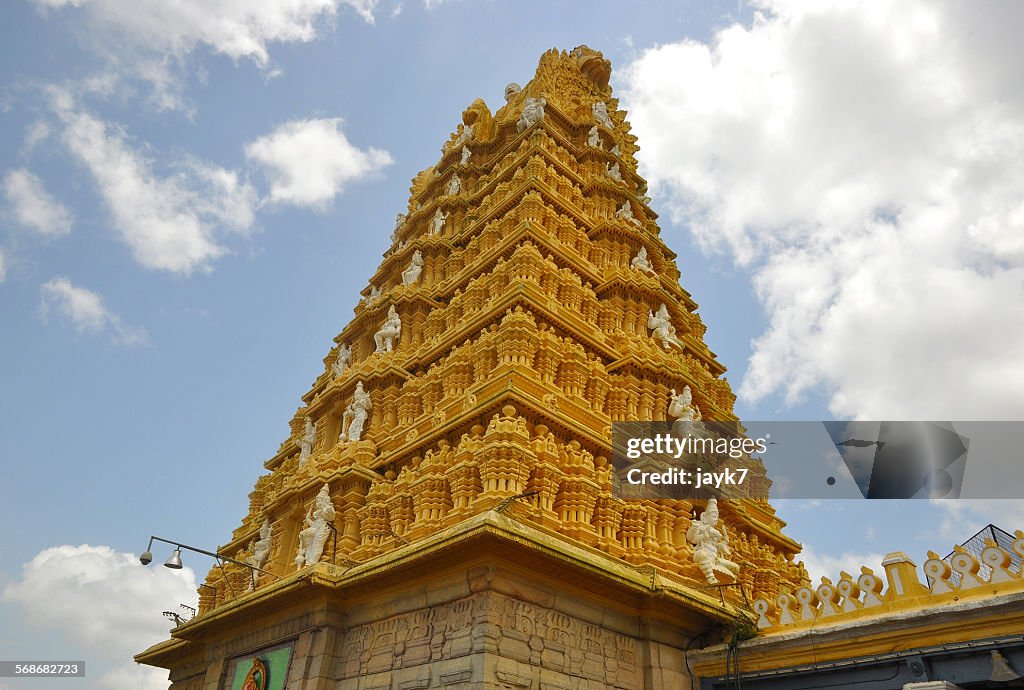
[752,532,1024,634]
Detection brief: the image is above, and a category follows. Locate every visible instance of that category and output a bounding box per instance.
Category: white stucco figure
[391,213,406,243]
[593,101,613,129]
[606,161,622,181]
[504,83,522,102]
[248,519,271,569]
[446,175,462,196]
[332,343,351,378]
[294,484,336,568]
[430,209,448,235]
[611,144,621,157]
[402,250,424,286]
[454,123,474,148]
[373,305,402,353]
[368,284,381,301]
[587,126,601,148]
[686,498,740,584]
[299,417,315,464]
[340,381,372,443]
[647,303,684,351]
[517,97,546,133]
[460,146,472,165]
[631,246,656,274]
[616,200,640,225]
[669,385,707,437]
[245,518,272,589]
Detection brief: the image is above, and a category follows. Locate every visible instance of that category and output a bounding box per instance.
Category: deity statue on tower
[373,305,402,353]
[340,381,372,443]
[294,484,336,567]
[332,343,351,378]
[647,303,685,351]
[298,418,315,464]
[686,498,740,584]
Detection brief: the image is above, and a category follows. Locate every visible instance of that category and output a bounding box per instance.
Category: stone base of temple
[139,512,736,690]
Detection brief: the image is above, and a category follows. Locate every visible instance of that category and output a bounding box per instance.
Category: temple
[137,47,1024,690]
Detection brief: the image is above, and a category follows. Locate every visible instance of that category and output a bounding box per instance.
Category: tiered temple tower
[138,46,809,690]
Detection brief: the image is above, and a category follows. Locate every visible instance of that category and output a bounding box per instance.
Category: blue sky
[1,1,1023,688]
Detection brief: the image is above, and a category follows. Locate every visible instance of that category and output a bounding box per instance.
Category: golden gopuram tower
[138,46,1024,690]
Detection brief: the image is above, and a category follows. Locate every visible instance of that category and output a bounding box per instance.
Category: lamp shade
[164,548,183,569]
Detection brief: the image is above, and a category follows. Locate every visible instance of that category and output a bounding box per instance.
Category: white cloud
[33,0,376,109]
[245,117,393,209]
[930,499,1024,544]
[98,664,171,690]
[0,248,7,283]
[52,90,256,273]
[3,168,73,237]
[23,120,51,152]
[40,277,148,346]
[2,544,196,690]
[798,545,886,585]
[622,0,1024,419]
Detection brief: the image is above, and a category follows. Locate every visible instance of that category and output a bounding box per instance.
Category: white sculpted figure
[402,250,424,286]
[368,284,381,301]
[299,417,316,464]
[340,381,372,442]
[454,123,474,148]
[446,174,462,196]
[246,518,272,589]
[593,101,614,129]
[391,213,406,243]
[611,144,621,157]
[647,303,684,351]
[373,305,402,353]
[430,209,448,235]
[295,484,336,568]
[517,97,546,133]
[606,161,622,181]
[587,126,601,148]
[616,200,640,225]
[669,385,707,437]
[504,82,522,102]
[460,146,472,165]
[631,246,656,274]
[332,343,351,378]
[686,498,741,584]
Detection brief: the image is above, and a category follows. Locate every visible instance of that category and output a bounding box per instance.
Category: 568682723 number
[0,661,85,677]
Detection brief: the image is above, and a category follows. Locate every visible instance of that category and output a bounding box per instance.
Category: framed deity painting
[226,644,293,690]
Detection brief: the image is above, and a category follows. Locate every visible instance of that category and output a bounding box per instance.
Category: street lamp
[140,535,280,599]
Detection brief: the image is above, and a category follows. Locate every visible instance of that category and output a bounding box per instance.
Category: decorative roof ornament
[570,44,612,91]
